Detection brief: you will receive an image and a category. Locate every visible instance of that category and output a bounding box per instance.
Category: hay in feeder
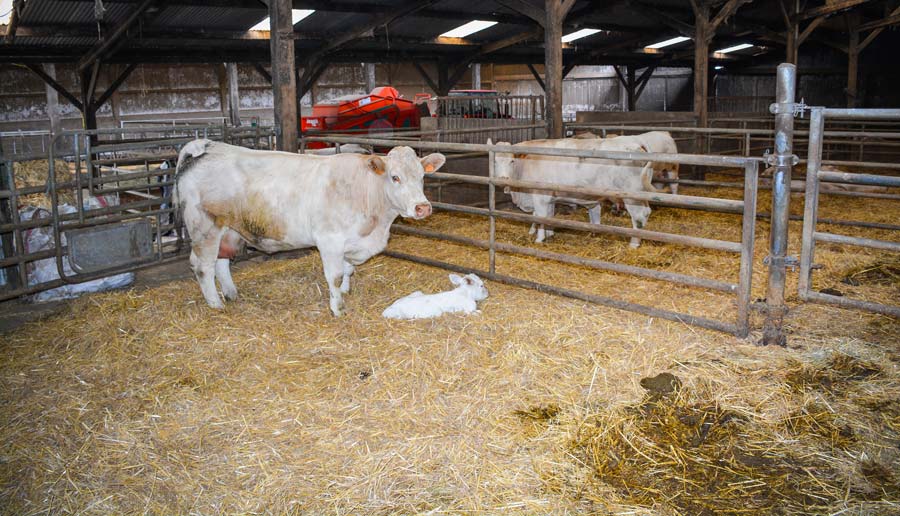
[13,159,75,207]
[0,167,898,514]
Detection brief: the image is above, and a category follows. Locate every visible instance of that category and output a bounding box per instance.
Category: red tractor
[300,86,431,149]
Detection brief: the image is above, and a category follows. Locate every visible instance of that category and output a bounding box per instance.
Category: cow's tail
[641,162,666,194]
[172,139,211,246]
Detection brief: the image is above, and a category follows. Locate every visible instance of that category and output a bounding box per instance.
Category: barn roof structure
[1,0,898,147]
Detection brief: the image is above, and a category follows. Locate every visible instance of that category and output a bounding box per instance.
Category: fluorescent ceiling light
[562,28,602,43]
[714,65,725,70]
[249,9,315,31]
[716,43,753,54]
[440,20,498,38]
[645,36,691,49]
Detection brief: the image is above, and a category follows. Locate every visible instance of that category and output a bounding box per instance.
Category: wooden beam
[252,62,272,83]
[93,63,137,109]
[626,66,636,111]
[692,1,710,130]
[847,14,859,108]
[3,0,25,44]
[412,62,440,94]
[23,63,84,110]
[226,62,241,127]
[709,0,754,32]
[798,15,825,44]
[77,0,157,71]
[308,0,439,62]
[544,0,565,138]
[270,0,298,152]
[495,0,546,26]
[857,11,900,31]
[796,0,873,22]
[613,65,627,87]
[630,1,695,37]
[297,63,327,101]
[858,6,900,50]
[783,0,799,65]
[526,63,546,91]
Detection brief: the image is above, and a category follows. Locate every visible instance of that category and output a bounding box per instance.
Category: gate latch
[768,98,808,118]
[763,151,801,167]
[763,255,800,271]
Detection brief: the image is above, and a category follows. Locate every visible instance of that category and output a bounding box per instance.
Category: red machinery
[301,87,430,149]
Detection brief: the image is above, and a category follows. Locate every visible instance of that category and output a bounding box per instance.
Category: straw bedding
[0,173,898,514]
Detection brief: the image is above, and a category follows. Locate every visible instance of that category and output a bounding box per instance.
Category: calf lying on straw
[382,274,489,319]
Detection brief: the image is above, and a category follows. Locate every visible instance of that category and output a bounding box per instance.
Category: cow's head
[370,146,445,219]
[489,139,517,194]
[449,273,489,302]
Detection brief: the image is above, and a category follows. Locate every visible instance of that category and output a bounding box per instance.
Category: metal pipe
[817,170,900,187]
[391,224,737,293]
[800,290,900,318]
[305,135,759,168]
[428,172,746,213]
[762,63,797,347]
[736,160,760,337]
[488,149,496,274]
[814,231,900,252]
[383,250,741,335]
[798,111,825,301]
[431,202,743,253]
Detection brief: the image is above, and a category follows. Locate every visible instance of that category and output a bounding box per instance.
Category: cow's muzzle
[414,203,432,219]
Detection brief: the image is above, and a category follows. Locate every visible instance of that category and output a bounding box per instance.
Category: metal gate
[798,107,900,317]
[0,125,273,302]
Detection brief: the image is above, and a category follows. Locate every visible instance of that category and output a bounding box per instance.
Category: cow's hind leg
[183,202,226,308]
[532,196,553,243]
[624,200,651,248]
[214,229,243,301]
[340,259,355,294]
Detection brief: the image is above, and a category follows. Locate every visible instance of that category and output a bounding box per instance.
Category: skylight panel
[645,36,691,49]
[440,20,498,38]
[562,28,602,43]
[249,9,315,31]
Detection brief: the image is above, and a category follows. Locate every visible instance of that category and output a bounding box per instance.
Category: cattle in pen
[569,131,680,193]
[173,139,445,315]
[491,137,661,247]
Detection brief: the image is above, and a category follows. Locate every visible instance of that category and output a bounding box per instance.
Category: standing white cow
[569,131,680,193]
[174,139,445,315]
[492,137,661,247]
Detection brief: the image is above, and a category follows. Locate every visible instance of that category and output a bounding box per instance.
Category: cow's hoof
[223,291,238,301]
[206,299,225,309]
[330,299,345,316]
[629,241,641,249]
[340,280,351,294]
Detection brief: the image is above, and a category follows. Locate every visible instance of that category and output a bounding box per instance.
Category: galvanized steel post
[762,63,798,346]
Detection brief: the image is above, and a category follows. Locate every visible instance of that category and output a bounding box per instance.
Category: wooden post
[365,63,376,93]
[544,0,573,139]
[226,62,241,127]
[847,27,859,108]
[472,63,481,90]
[783,0,799,65]
[626,66,636,112]
[270,0,298,152]
[44,64,62,138]
[80,63,100,144]
[693,3,710,132]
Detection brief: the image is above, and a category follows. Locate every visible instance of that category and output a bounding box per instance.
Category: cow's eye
[391,175,401,183]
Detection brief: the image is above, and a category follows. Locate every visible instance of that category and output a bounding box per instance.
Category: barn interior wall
[1,62,696,134]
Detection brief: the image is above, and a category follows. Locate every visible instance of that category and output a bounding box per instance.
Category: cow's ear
[367,156,386,175]
[449,273,463,286]
[420,153,446,174]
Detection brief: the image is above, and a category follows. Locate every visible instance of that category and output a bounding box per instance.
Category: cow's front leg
[318,244,346,316]
[532,197,552,243]
[545,203,555,238]
[190,231,225,309]
[624,200,651,248]
[340,260,355,294]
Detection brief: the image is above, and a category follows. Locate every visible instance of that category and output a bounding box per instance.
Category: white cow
[567,131,680,193]
[174,139,445,315]
[492,137,660,247]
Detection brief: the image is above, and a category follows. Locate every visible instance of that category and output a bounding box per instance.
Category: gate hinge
[764,255,800,271]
